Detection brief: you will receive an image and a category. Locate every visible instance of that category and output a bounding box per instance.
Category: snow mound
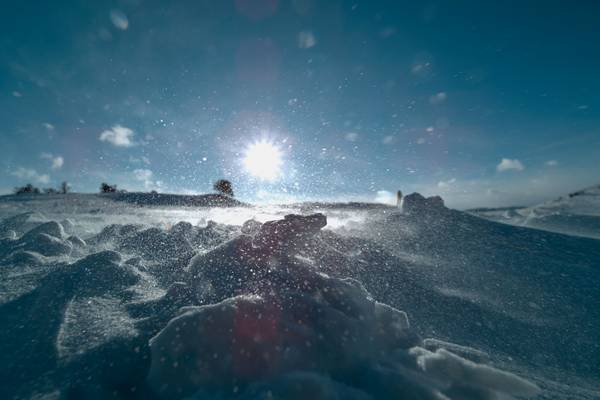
[150,279,536,399]
[0,211,47,237]
[148,213,538,399]
[0,219,72,258]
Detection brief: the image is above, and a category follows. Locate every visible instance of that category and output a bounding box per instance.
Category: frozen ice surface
[0,193,599,399]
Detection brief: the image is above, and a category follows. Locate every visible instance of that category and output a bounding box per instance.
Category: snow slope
[0,193,599,399]
[469,184,600,239]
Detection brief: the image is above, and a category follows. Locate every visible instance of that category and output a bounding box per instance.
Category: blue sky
[1,0,599,208]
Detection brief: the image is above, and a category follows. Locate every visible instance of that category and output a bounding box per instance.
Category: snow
[0,193,599,399]
[470,184,600,239]
[413,347,540,397]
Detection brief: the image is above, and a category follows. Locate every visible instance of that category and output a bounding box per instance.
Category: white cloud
[41,153,64,170]
[52,156,64,169]
[43,122,54,131]
[411,62,432,76]
[545,160,558,167]
[298,30,316,49]
[345,132,359,142]
[110,9,129,30]
[99,125,135,147]
[429,92,447,105]
[11,167,50,184]
[496,158,524,172]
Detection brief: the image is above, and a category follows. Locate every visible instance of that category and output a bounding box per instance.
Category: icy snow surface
[0,193,599,399]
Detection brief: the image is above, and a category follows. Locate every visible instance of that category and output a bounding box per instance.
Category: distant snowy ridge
[532,184,600,216]
[1,191,247,208]
[110,192,248,207]
[469,184,600,239]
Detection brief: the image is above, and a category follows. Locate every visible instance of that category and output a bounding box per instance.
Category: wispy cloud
[429,92,447,105]
[437,178,456,189]
[99,125,135,147]
[382,135,395,145]
[11,167,50,184]
[344,132,359,142]
[496,158,524,172]
[133,168,161,190]
[545,160,558,167]
[298,30,316,49]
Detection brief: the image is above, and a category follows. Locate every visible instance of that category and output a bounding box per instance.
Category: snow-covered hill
[0,194,598,399]
[469,184,600,239]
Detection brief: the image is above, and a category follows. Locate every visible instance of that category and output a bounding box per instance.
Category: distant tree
[213,179,234,197]
[100,182,117,193]
[14,183,40,195]
[60,181,70,194]
[44,188,58,194]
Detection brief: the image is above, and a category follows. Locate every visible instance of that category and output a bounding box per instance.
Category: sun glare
[243,140,283,181]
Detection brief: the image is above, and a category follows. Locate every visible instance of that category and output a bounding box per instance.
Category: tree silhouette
[100,182,117,193]
[14,183,40,195]
[213,179,234,197]
[61,181,70,194]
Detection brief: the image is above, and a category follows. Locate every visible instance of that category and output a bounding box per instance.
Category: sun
[242,140,283,181]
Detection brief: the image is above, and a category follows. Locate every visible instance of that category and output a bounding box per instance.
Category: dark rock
[402,193,446,214]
